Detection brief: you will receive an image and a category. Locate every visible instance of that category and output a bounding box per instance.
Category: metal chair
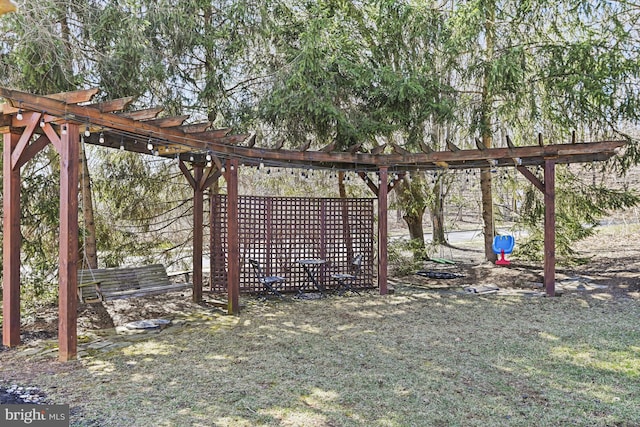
[248,259,286,299]
[331,254,362,295]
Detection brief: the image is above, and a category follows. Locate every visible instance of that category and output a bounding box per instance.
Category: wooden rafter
[144,115,190,128]
[0,88,625,173]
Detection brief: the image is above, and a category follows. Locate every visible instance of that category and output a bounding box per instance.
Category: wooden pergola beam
[1,88,99,114]
[1,87,624,172]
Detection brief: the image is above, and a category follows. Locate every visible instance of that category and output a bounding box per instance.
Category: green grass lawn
[7,286,639,427]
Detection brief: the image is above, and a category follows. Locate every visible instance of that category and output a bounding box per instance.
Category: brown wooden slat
[4,89,101,114]
[218,134,250,145]
[390,143,410,155]
[144,115,190,128]
[188,128,232,139]
[77,264,187,302]
[91,96,135,113]
[371,144,387,155]
[118,107,164,121]
[179,122,211,133]
[48,88,100,104]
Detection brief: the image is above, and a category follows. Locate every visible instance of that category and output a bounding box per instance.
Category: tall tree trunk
[404,211,425,242]
[80,141,98,269]
[480,1,497,262]
[396,176,427,247]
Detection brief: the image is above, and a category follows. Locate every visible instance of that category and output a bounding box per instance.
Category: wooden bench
[77,264,192,303]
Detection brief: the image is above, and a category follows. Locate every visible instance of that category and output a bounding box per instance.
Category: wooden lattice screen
[210,195,375,293]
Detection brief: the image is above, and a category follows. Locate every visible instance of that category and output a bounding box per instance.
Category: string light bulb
[84,125,91,137]
[39,115,45,128]
[147,140,154,151]
[16,109,23,121]
[61,124,67,135]
[99,132,105,143]
[119,138,125,150]
[189,155,195,162]
[206,153,212,162]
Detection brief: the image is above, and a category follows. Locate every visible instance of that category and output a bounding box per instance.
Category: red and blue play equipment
[492,235,515,266]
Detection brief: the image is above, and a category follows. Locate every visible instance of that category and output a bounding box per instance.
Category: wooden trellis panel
[210,195,374,293]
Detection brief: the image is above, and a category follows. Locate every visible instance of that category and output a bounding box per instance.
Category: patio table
[296,259,327,296]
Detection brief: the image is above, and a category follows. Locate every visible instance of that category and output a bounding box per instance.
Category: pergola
[1,87,626,361]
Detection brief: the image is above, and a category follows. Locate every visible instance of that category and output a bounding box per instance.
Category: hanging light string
[11,103,538,175]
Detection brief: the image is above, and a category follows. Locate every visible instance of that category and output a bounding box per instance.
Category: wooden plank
[0,88,625,171]
[188,128,232,139]
[179,122,211,134]
[0,113,11,127]
[544,159,556,297]
[217,134,250,145]
[378,167,388,295]
[48,88,100,104]
[179,160,197,190]
[10,112,40,170]
[42,122,62,153]
[390,143,410,155]
[200,167,222,191]
[358,171,379,196]
[5,88,101,114]
[15,135,50,170]
[144,115,189,128]
[517,165,545,193]
[99,283,190,301]
[3,132,21,347]
[118,107,164,121]
[227,159,240,314]
[79,264,189,302]
[91,96,135,113]
[193,166,204,303]
[58,123,79,362]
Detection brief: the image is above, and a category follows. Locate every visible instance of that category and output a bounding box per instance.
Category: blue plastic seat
[492,235,515,265]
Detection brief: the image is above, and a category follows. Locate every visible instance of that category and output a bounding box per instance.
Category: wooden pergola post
[2,131,21,347]
[378,167,388,295]
[517,159,557,297]
[58,122,80,361]
[544,159,556,296]
[226,159,240,314]
[192,165,204,303]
